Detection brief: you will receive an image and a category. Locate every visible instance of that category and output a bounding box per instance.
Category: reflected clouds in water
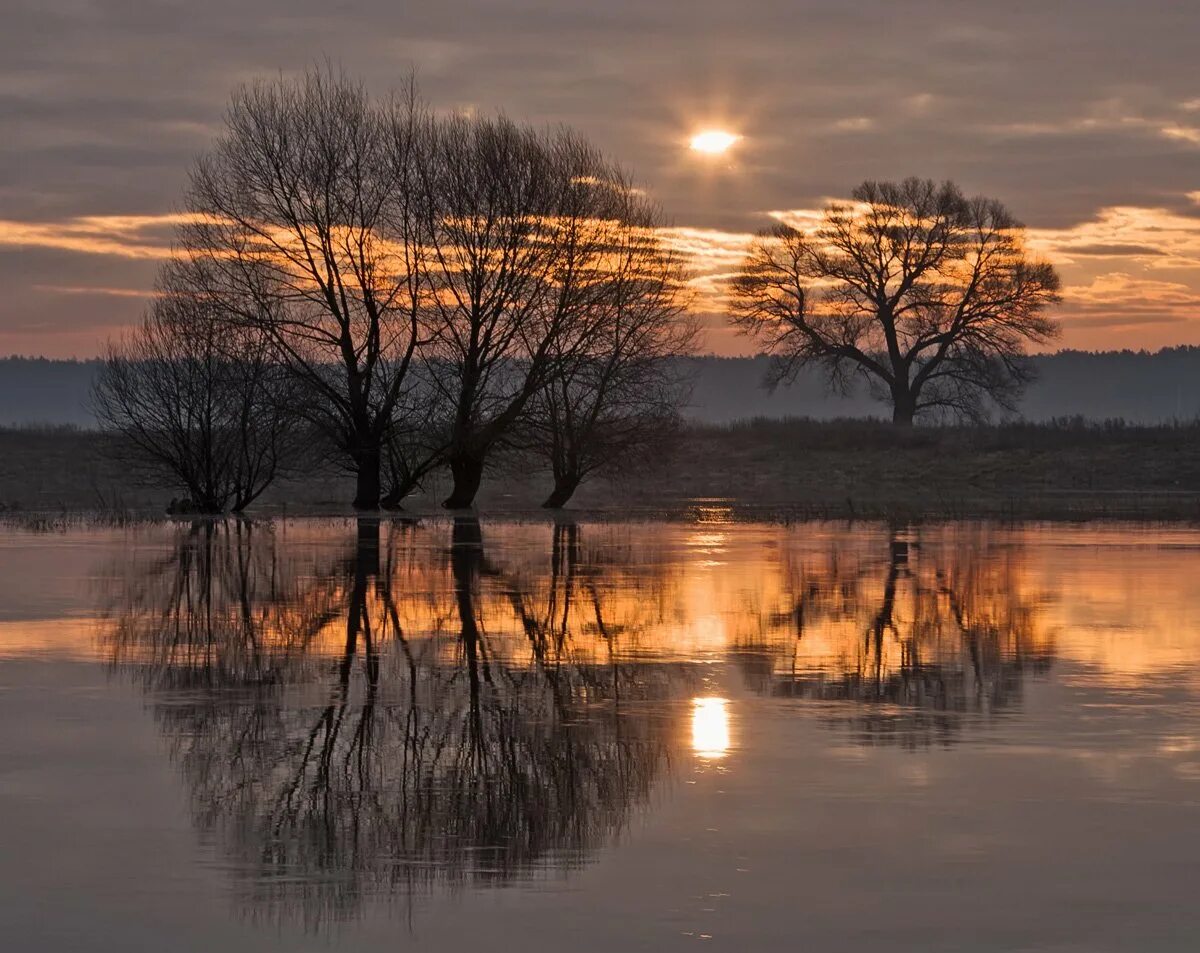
[98,517,1054,928]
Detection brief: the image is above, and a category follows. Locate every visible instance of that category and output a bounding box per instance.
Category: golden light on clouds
[1026,205,1200,269]
[664,200,1200,344]
[688,129,741,155]
[6,195,1200,351]
[34,284,155,298]
[0,213,197,259]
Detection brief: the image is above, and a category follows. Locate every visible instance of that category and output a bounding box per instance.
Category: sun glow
[689,129,740,155]
[691,697,731,759]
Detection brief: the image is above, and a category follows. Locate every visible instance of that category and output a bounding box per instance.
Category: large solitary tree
[730,178,1062,424]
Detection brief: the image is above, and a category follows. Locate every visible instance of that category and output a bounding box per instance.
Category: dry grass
[598,417,1200,521]
[2,418,1198,523]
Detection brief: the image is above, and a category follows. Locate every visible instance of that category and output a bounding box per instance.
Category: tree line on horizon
[92,68,1062,514]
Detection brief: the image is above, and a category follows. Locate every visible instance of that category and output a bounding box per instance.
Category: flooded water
[3,517,1200,951]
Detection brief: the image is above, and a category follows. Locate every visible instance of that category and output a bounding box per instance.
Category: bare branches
[416,119,673,508]
[99,68,703,511]
[520,188,697,507]
[180,66,431,507]
[731,178,1062,424]
[91,272,297,513]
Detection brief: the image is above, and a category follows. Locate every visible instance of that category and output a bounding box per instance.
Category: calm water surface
[2,517,1200,951]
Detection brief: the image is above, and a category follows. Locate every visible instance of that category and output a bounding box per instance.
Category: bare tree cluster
[178,72,428,508]
[731,178,1062,424]
[94,68,693,513]
[94,74,1063,514]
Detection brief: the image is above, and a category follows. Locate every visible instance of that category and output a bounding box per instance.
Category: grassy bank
[638,417,1200,522]
[2,418,1198,523]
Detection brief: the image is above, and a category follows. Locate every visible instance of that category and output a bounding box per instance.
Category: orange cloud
[34,284,155,298]
[656,225,753,311]
[1161,124,1200,145]
[1028,206,1200,270]
[0,213,199,259]
[6,201,1200,350]
[1058,273,1200,329]
[768,200,1200,330]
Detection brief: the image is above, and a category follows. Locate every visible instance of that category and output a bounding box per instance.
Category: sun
[689,129,741,155]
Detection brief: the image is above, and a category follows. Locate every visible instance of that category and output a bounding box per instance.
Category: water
[2,517,1200,951]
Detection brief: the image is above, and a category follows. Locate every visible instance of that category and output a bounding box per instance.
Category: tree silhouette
[100,518,688,929]
[181,68,429,508]
[92,277,296,513]
[731,178,1062,424]
[518,182,696,508]
[416,123,663,508]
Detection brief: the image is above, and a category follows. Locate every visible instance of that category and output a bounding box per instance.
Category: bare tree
[180,67,429,508]
[731,178,1062,424]
[92,274,295,513]
[416,117,628,508]
[523,192,697,508]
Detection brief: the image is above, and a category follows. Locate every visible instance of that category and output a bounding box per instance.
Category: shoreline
[4,418,1198,527]
[5,495,1200,532]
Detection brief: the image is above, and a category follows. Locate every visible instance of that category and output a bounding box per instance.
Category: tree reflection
[101,518,687,929]
[737,528,1054,748]
[98,518,1058,928]
[102,519,344,690]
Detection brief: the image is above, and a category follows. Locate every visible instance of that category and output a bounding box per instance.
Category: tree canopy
[731,178,1062,424]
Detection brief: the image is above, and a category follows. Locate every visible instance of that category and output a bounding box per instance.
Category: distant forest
[3,348,1200,428]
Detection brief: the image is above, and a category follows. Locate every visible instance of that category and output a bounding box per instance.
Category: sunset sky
[2,0,1199,357]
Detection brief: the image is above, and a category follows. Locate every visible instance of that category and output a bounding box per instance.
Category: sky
[2,0,1199,357]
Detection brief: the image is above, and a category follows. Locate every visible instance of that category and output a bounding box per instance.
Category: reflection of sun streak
[691,697,731,759]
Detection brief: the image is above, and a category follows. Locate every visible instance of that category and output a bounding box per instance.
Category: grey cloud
[1066,244,1168,257]
[3,0,1200,353]
[1065,312,1189,330]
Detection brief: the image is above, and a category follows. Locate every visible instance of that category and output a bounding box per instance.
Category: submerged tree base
[381,474,424,511]
[166,497,226,516]
[541,478,582,509]
[443,455,485,509]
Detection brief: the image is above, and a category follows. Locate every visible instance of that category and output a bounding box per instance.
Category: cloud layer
[2,0,1199,355]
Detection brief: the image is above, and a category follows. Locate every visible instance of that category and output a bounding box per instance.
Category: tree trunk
[341,519,379,687]
[381,473,421,510]
[443,453,485,509]
[891,391,916,426]
[353,446,381,510]
[542,474,581,509]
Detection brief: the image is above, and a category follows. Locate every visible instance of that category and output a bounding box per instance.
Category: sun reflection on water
[691,697,731,759]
